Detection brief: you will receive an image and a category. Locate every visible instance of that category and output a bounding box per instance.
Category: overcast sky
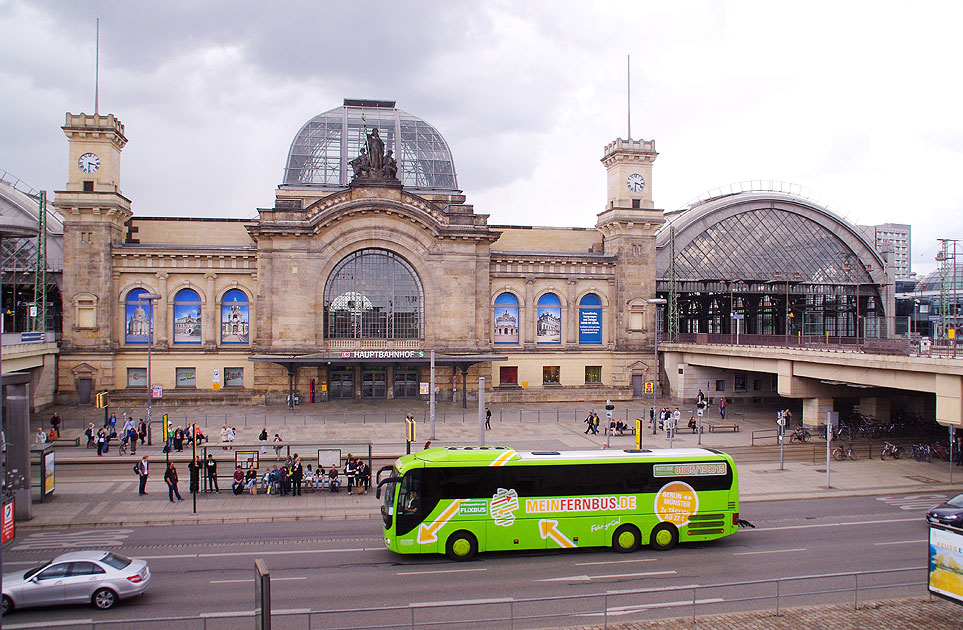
[3,0,961,275]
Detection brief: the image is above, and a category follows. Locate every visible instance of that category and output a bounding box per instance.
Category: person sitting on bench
[327,463,341,492]
[688,415,697,433]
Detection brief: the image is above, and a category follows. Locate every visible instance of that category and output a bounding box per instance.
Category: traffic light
[95,391,108,408]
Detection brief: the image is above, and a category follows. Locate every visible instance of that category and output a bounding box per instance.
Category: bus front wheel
[650,523,678,551]
[612,524,641,552]
[446,531,478,561]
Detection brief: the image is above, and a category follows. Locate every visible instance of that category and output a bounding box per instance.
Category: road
[1,491,945,629]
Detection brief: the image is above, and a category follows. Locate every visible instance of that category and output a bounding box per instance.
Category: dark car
[926,493,963,529]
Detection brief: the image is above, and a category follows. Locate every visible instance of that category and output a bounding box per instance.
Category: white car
[2,550,150,614]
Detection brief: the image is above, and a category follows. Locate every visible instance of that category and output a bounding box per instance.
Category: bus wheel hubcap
[618,531,635,548]
[452,539,470,556]
[656,530,671,546]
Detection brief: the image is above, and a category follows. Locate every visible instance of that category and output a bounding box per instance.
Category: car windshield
[23,562,50,580]
[946,494,963,508]
[101,552,132,569]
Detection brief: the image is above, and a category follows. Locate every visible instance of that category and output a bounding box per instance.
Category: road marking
[538,570,676,583]
[576,558,658,566]
[3,620,94,629]
[734,548,806,556]
[13,528,133,550]
[876,494,948,511]
[874,539,926,546]
[211,576,307,584]
[397,567,487,576]
[591,598,725,616]
[138,547,374,560]
[756,517,918,531]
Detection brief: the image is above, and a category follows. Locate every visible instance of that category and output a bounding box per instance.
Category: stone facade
[55,105,665,405]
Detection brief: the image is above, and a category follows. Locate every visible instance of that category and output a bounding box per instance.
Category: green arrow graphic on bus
[539,519,576,548]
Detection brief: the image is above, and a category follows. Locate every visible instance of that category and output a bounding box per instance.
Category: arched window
[493,292,519,345]
[578,293,603,345]
[220,289,250,345]
[173,288,202,345]
[323,249,424,339]
[536,293,561,345]
[124,288,153,345]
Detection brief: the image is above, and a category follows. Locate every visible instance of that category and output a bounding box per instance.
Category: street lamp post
[139,293,162,446]
[648,298,667,445]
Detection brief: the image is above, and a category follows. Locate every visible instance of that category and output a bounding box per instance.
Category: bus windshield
[380,478,398,529]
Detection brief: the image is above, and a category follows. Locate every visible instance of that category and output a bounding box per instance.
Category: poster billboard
[579,306,602,344]
[1,499,14,544]
[929,525,963,604]
[42,450,55,496]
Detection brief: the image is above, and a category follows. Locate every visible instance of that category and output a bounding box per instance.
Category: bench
[708,424,740,433]
[48,437,81,447]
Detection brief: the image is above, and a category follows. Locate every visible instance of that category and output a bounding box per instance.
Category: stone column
[858,396,891,422]
[802,397,835,428]
[204,273,217,348]
[524,277,535,346]
[4,375,33,520]
[155,273,169,348]
[567,278,577,347]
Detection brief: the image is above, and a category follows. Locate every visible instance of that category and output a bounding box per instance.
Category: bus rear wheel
[612,524,641,552]
[650,523,678,551]
[446,531,478,561]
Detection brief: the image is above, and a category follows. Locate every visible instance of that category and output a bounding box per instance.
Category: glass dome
[283,99,459,192]
[916,264,963,292]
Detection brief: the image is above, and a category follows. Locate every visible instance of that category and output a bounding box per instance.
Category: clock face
[626,173,645,193]
[78,152,100,174]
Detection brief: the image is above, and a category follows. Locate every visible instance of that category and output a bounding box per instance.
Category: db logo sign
[341,352,351,358]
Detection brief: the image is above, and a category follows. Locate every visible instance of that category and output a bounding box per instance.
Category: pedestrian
[164,462,183,502]
[258,427,268,454]
[50,412,61,436]
[173,426,184,452]
[226,425,236,450]
[137,456,149,496]
[584,410,594,434]
[327,463,340,492]
[35,427,47,445]
[220,424,229,450]
[345,453,356,492]
[206,454,220,493]
[107,412,117,433]
[188,457,201,494]
[719,397,728,420]
[784,409,793,427]
[273,433,283,460]
[424,440,432,450]
[591,412,600,435]
[672,407,681,434]
[96,427,106,456]
[85,422,95,448]
[485,406,492,430]
[126,423,138,455]
[650,408,656,435]
[290,455,303,496]
[697,389,706,405]
[232,466,245,495]
[277,464,289,496]
[137,418,147,445]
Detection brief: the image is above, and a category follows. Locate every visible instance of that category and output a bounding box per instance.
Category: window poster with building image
[536,293,561,345]
[221,289,250,344]
[124,288,153,344]
[493,292,519,344]
[173,289,202,344]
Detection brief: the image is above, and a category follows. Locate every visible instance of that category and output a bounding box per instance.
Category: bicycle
[911,443,931,463]
[789,426,811,443]
[880,441,903,460]
[118,437,129,456]
[832,443,860,461]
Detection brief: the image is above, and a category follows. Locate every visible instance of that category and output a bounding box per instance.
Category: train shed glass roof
[282,99,459,193]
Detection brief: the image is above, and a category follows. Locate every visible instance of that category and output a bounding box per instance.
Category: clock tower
[601,137,657,211]
[54,113,132,364]
[596,136,664,350]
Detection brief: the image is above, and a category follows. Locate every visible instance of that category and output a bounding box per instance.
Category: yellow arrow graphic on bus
[417,499,463,544]
[538,519,576,549]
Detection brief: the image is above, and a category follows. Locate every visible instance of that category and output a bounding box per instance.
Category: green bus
[377,446,740,561]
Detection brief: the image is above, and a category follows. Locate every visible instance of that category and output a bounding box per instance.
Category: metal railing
[674,333,915,356]
[41,566,926,630]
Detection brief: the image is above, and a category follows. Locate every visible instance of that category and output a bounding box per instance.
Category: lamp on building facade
[139,293,162,444]
[647,298,667,444]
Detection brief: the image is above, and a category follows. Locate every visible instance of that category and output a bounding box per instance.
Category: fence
[43,566,926,630]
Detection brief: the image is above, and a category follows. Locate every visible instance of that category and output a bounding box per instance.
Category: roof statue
[349,127,401,186]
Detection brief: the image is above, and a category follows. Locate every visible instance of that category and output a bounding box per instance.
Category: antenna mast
[94,18,100,115]
[626,54,631,140]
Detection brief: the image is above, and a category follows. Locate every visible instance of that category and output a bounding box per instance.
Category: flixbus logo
[459,500,488,516]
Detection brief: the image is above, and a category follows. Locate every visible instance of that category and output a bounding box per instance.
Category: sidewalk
[19,400,963,530]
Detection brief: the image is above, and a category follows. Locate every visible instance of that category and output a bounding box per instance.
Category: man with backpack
[135,456,149,496]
